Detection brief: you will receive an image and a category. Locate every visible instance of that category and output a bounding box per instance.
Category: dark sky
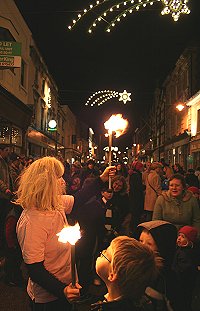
[14,0,200,148]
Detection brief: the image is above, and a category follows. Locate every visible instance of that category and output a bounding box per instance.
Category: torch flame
[57,223,81,245]
[104,114,128,138]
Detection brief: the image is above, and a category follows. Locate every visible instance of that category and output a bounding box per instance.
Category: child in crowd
[137,220,183,311]
[91,236,161,311]
[173,225,199,311]
[97,187,120,250]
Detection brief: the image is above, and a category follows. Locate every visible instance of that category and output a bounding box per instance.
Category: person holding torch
[15,156,116,311]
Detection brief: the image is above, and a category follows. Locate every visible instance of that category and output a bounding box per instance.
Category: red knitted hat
[179,226,198,243]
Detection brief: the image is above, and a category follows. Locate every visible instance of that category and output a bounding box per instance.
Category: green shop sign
[0,41,22,67]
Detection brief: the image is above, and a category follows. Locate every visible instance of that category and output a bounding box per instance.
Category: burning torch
[57,223,81,286]
[104,114,128,188]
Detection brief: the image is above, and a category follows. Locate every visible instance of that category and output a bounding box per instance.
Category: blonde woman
[15,156,115,311]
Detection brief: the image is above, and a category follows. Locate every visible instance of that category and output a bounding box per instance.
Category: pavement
[0,261,107,311]
[0,262,200,311]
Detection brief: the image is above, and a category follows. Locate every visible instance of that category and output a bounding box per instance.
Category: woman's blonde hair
[15,156,65,211]
[110,236,162,301]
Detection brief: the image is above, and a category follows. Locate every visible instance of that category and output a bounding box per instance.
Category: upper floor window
[197,109,200,133]
[42,79,45,94]
[0,27,15,74]
[20,59,26,87]
[34,68,38,87]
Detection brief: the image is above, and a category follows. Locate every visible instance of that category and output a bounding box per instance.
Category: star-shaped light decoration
[119,90,131,104]
[85,89,131,106]
[161,0,190,22]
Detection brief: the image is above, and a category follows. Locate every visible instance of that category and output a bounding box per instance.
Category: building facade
[144,45,200,170]
[0,0,91,161]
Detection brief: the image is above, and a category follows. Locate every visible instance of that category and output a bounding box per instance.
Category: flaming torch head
[104,114,128,138]
[57,223,81,245]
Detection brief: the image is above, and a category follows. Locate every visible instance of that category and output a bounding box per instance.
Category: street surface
[0,264,200,311]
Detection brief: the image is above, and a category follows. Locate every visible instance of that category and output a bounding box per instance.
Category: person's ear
[108,272,117,282]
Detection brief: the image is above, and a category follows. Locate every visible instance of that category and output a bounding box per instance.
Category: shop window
[0,125,10,144]
[11,126,22,146]
[0,125,22,146]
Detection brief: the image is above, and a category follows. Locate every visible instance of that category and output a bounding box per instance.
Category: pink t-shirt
[16,195,75,303]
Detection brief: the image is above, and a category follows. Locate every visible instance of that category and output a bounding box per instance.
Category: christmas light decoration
[85,89,131,106]
[119,90,131,104]
[161,0,190,21]
[67,0,190,33]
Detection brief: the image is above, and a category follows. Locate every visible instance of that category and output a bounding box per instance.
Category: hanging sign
[0,41,22,67]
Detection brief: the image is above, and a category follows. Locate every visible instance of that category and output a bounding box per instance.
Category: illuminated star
[119,90,131,104]
[161,0,190,22]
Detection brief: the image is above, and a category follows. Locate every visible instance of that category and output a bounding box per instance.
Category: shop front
[190,136,200,169]
[27,126,64,158]
[0,84,32,154]
[164,134,190,169]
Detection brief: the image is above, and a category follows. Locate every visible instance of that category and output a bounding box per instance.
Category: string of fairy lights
[68,0,190,33]
[85,89,131,106]
[0,126,20,144]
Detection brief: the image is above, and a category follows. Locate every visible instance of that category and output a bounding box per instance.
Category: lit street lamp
[176,103,185,112]
[48,119,58,154]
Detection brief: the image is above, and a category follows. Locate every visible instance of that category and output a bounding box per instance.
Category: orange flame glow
[176,103,185,112]
[104,114,128,138]
[57,223,81,245]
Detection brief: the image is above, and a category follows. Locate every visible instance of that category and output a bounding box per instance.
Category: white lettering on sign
[0,42,12,47]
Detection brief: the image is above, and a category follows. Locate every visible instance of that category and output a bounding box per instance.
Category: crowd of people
[0,143,200,311]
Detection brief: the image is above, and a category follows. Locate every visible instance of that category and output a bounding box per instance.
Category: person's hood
[137,220,177,267]
[161,189,193,202]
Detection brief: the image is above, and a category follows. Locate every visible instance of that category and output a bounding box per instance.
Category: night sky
[13,0,200,149]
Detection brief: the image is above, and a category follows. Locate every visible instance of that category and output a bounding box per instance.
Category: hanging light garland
[85,89,131,106]
[67,0,190,33]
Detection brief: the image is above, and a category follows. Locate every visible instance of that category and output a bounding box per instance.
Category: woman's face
[139,230,158,253]
[169,178,184,198]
